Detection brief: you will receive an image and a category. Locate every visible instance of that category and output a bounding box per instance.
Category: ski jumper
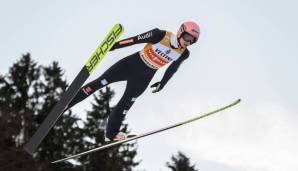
[66,28,190,139]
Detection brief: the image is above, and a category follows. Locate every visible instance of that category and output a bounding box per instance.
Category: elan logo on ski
[24,24,124,155]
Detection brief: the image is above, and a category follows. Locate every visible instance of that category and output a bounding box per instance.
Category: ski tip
[234,99,241,105]
[114,23,124,29]
[23,143,34,155]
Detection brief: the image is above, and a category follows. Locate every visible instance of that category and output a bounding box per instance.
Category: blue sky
[1,0,297,170]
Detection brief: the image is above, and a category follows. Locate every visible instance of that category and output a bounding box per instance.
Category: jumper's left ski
[52,99,241,164]
[24,24,124,155]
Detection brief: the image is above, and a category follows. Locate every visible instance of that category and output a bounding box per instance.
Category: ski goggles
[181,33,197,44]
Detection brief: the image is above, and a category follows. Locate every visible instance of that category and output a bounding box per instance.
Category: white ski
[52,99,241,164]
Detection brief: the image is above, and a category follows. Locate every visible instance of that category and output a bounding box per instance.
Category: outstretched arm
[110,28,165,50]
[151,49,190,93]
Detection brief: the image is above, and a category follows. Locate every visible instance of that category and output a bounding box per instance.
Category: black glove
[150,82,163,93]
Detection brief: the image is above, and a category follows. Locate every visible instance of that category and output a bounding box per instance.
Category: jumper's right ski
[24,24,124,155]
[51,99,241,164]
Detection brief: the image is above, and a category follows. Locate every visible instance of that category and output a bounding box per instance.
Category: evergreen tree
[0,53,41,171]
[166,151,198,171]
[79,87,139,171]
[0,54,83,171]
[0,53,140,171]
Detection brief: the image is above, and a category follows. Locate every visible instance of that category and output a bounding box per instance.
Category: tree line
[0,53,198,171]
